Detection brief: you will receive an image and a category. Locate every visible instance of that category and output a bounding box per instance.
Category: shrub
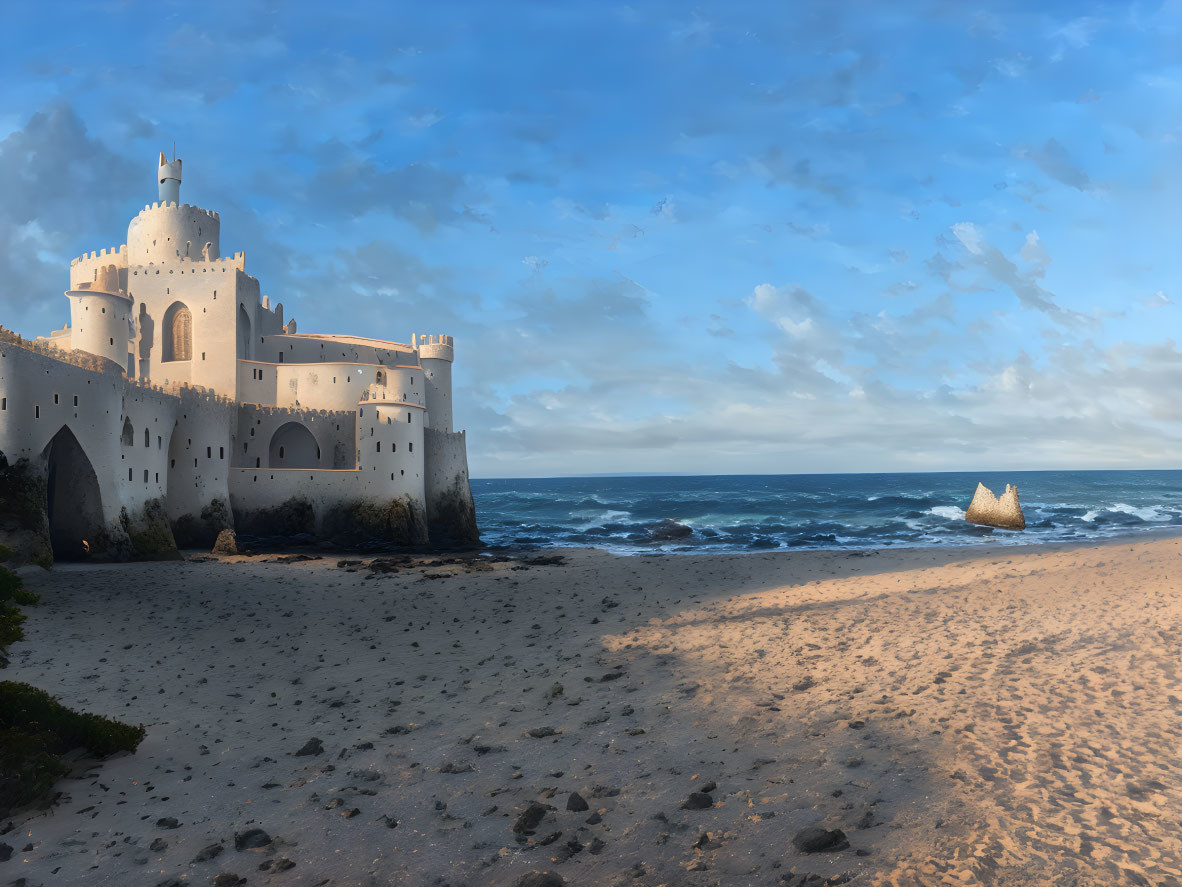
[0,564,36,654]
[0,682,145,756]
[0,727,70,814]
[0,681,145,816]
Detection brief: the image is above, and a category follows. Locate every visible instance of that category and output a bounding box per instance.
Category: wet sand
[6,537,1182,886]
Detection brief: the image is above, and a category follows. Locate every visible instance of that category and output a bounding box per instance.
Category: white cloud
[951,222,985,255]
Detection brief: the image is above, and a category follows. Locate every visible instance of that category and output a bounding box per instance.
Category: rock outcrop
[211,528,238,555]
[964,482,1025,530]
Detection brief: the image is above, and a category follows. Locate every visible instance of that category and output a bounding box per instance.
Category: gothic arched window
[162,302,192,362]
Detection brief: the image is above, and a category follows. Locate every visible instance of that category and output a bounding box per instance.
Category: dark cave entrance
[44,426,104,560]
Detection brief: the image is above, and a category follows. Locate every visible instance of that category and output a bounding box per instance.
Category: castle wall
[162,389,238,523]
[251,362,425,412]
[0,340,235,559]
[235,404,356,470]
[258,333,415,367]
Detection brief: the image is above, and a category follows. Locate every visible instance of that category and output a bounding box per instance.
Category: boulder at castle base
[964,482,1025,531]
[171,498,234,549]
[212,528,238,555]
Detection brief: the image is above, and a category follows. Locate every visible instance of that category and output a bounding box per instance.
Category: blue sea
[471,471,1182,554]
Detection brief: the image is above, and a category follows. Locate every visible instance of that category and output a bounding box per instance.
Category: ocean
[470,470,1182,554]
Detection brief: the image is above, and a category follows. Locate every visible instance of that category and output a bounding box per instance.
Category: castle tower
[418,334,454,432]
[127,153,220,264]
[65,263,131,370]
[158,152,182,204]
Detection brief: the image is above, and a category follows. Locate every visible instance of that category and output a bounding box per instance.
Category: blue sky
[2,1,1180,476]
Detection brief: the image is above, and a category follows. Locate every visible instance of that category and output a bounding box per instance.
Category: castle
[0,153,477,564]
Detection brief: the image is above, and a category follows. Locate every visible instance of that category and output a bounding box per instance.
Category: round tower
[158,152,182,204]
[66,264,131,369]
[127,152,220,264]
[418,334,454,432]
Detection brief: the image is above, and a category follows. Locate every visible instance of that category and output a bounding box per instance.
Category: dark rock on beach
[792,825,850,853]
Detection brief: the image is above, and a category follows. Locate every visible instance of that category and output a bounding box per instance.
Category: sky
[1,1,1180,478]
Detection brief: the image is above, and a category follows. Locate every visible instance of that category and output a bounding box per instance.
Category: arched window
[120,418,134,446]
[162,302,192,362]
[237,304,251,360]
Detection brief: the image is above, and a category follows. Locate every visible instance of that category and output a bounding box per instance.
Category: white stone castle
[0,153,476,563]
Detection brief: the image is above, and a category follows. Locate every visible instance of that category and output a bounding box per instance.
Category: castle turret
[158,152,182,204]
[418,334,454,432]
[65,263,131,370]
[127,153,220,266]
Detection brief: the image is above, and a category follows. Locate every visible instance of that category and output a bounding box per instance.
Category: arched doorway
[162,301,192,362]
[43,427,104,560]
[237,304,252,360]
[268,422,320,468]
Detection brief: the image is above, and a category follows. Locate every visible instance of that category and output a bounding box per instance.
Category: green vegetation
[0,549,146,816]
[0,682,145,815]
[0,455,53,567]
[0,548,38,652]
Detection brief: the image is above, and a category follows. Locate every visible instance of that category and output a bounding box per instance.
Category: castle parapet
[417,333,454,362]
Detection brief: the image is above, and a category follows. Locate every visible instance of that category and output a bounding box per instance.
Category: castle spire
[158,151,182,204]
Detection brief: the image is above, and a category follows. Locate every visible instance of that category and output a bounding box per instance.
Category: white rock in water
[964,482,1025,530]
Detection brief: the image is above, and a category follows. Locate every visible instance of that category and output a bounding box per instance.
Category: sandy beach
[5,537,1182,886]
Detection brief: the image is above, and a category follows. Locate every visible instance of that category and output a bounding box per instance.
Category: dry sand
[5,537,1182,886]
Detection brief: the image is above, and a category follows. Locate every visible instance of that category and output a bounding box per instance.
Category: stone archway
[268,422,320,468]
[43,426,104,560]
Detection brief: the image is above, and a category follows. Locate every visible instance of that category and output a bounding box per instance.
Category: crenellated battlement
[240,403,356,422]
[133,202,220,222]
[417,333,455,363]
[71,244,128,266]
[0,325,123,375]
[127,375,237,408]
